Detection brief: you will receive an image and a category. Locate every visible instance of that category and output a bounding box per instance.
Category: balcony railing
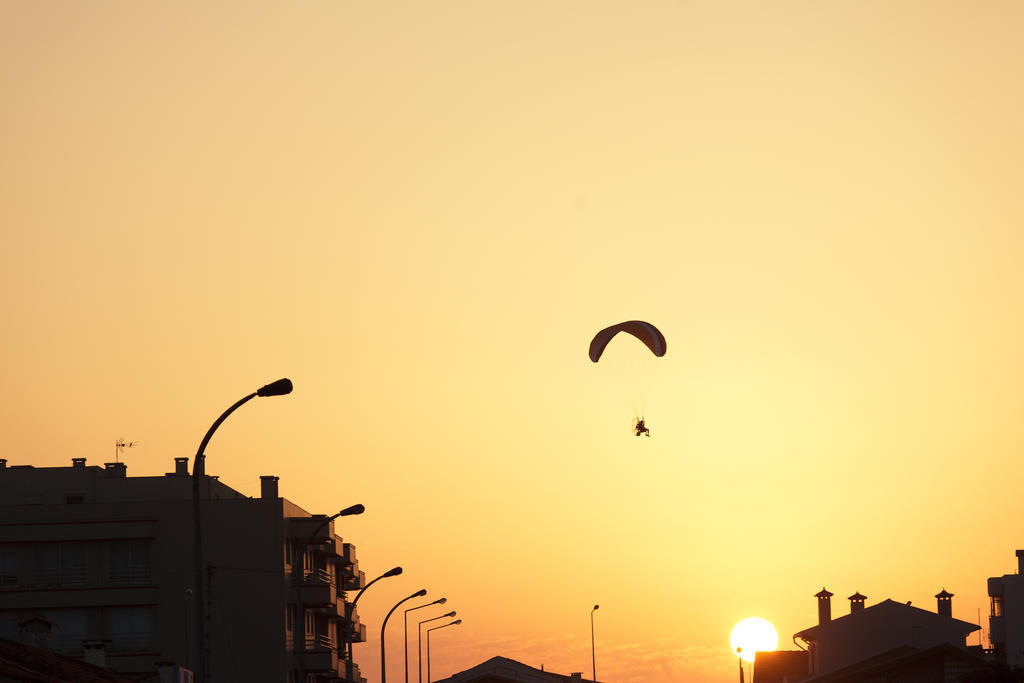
[304,633,334,651]
[285,632,336,652]
[110,632,153,652]
[110,564,152,584]
[304,568,332,585]
[32,566,87,586]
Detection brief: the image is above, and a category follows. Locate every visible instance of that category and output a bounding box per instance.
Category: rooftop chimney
[260,475,279,499]
[82,640,109,668]
[936,589,953,617]
[175,457,189,475]
[18,616,55,650]
[1016,550,1024,575]
[816,587,833,625]
[848,592,866,613]
[103,462,127,478]
[0,459,6,469]
[72,458,86,468]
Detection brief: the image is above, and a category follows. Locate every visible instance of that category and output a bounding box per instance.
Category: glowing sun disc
[729,617,779,663]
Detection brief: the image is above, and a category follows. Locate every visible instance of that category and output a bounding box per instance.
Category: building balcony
[991,615,1006,644]
[290,571,336,607]
[340,542,357,565]
[340,569,365,592]
[288,633,339,673]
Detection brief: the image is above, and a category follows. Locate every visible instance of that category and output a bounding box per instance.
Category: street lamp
[405,598,446,683]
[418,611,456,683]
[736,647,744,683]
[426,619,461,683]
[346,566,403,683]
[591,604,599,682]
[382,589,428,683]
[191,378,292,683]
[295,504,365,683]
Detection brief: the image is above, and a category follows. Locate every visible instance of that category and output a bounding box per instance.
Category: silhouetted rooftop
[0,637,133,682]
[434,656,601,682]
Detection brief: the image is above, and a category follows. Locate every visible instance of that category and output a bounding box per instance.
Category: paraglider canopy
[588,321,666,363]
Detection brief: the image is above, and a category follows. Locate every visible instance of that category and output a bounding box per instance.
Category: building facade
[0,457,367,683]
[793,587,979,678]
[988,549,1024,668]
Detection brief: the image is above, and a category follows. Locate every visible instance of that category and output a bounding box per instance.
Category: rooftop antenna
[115,438,137,463]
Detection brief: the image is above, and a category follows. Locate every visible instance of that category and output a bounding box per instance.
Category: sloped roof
[434,656,599,683]
[0,638,133,683]
[795,599,979,640]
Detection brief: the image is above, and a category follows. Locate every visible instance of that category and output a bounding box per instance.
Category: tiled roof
[0,638,133,683]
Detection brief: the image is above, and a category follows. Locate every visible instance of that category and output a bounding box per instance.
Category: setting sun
[730,617,779,663]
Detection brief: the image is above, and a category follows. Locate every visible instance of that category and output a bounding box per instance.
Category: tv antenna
[115,438,137,463]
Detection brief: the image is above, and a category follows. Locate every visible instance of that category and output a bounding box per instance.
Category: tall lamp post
[346,566,403,683]
[736,647,744,683]
[192,378,292,683]
[295,504,365,683]
[418,611,456,683]
[405,598,446,683]
[382,589,428,683]
[426,619,461,683]
[591,604,599,682]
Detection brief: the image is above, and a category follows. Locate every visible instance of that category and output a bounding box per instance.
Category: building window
[992,595,1004,617]
[33,543,86,586]
[0,618,17,640]
[109,607,153,651]
[0,551,16,586]
[45,609,88,655]
[110,540,151,584]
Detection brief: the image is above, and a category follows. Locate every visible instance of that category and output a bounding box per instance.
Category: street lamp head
[444,611,456,618]
[451,619,462,625]
[593,604,600,611]
[434,598,448,605]
[384,566,403,578]
[415,589,427,597]
[257,378,293,397]
[258,376,294,397]
[339,504,365,516]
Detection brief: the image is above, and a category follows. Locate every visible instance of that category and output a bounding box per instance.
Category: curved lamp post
[295,504,365,683]
[381,589,428,683]
[404,598,446,683]
[192,378,292,683]
[418,611,455,683]
[591,604,599,682]
[426,619,461,683]
[346,566,403,683]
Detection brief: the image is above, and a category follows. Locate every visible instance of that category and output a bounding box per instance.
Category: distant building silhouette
[795,587,979,676]
[0,457,367,682]
[432,656,600,682]
[754,586,986,682]
[988,549,1024,667]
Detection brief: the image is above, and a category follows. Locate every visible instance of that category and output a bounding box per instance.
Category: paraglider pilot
[634,418,650,437]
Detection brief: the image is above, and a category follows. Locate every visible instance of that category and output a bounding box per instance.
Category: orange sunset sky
[3,2,1024,681]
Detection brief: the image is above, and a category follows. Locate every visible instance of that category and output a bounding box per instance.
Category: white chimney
[83,640,109,668]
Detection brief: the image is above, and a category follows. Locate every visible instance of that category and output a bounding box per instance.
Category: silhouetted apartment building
[0,457,368,683]
[987,549,1024,667]
[756,586,983,682]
